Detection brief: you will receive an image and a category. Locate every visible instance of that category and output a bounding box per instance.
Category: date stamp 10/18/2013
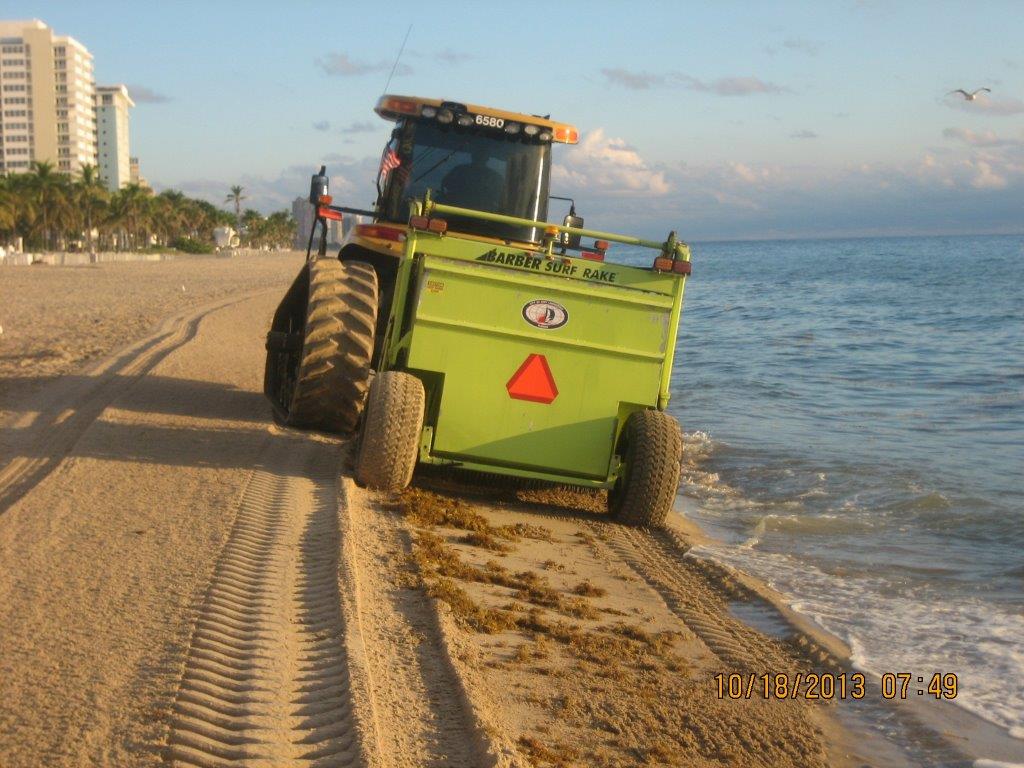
[714,672,959,701]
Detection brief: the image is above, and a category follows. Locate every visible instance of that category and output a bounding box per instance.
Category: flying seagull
[948,88,991,101]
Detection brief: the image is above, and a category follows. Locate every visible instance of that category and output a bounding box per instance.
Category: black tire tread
[355,372,425,491]
[609,410,682,528]
[287,259,377,433]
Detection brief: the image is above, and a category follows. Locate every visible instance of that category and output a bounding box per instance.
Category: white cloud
[338,120,377,135]
[160,157,380,214]
[943,127,1023,148]
[782,38,820,55]
[600,69,789,96]
[730,163,767,184]
[709,189,761,210]
[407,48,476,65]
[315,52,412,77]
[155,130,1024,239]
[601,68,664,90]
[126,84,170,103]
[433,48,475,65]
[561,145,1023,238]
[553,129,671,195]
[686,75,789,96]
[969,160,1008,189]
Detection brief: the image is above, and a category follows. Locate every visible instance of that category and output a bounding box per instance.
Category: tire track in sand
[596,521,971,767]
[340,479,494,768]
[594,522,793,672]
[167,434,371,768]
[0,291,267,513]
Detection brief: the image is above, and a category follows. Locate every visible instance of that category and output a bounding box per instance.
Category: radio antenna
[382,24,413,95]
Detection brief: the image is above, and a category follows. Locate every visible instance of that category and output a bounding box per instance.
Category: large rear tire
[355,371,425,491]
[608,410,682,528]
[263,259,377,433]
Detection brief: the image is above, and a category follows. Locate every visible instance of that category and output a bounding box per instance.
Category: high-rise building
[0,19,96,176]
[128,155,150,189]
[292,197,362,250]
[96,84,133,190]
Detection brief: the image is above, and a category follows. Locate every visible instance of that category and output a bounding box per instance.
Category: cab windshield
[379,119,551,242]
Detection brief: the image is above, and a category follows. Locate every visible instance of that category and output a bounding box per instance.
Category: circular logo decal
[522,300,568,330]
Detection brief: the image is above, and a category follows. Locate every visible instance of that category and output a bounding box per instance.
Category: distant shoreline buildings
[96,84,133,189]
[291,197,363,250]
[0,18,143,191]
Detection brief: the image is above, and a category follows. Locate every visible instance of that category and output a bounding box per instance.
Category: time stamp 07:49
[714,672,959,701]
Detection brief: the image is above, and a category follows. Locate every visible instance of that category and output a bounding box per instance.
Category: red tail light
[408,217,447,234]
[652,256,692,275]
[581,251,604,261]
[355,224,406,242]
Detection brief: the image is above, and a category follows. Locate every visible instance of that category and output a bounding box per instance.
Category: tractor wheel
[263,258,377,433]
[355,371,425,491]
[608,410,682,528]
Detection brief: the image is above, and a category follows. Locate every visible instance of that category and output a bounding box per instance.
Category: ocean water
[621,235,1023,738]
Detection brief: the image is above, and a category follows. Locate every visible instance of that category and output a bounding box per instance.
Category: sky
[16,0,1024,239]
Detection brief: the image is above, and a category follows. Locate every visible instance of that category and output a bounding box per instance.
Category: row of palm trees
[0,162,295,252]
[239,209,296,250]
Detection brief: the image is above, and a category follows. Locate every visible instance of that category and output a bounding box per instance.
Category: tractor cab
[373,96,579,243]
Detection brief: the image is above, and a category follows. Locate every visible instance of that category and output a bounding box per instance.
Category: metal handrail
[421,193,690,260]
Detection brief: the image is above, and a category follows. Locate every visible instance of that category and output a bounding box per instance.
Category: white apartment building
[96,84,133,190]
[0,19,96,176]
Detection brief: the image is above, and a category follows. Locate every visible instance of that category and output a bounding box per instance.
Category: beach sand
[0,251,302,407]
[0,254,999,766]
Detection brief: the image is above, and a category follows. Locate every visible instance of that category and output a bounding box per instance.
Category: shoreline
[668,233,1024,766]
[670,503,1024,766]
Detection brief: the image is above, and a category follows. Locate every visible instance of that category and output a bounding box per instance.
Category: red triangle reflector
[506,354,558,404]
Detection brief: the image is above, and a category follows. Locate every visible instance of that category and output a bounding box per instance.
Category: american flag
[380,148,401,180]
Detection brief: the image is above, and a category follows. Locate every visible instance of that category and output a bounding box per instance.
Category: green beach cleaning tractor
[264,96,692,527]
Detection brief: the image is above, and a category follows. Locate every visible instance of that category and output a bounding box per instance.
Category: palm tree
[26,161,68,250]
[0,174,34,248]
[75,165,108,254]
[0,185,17,238]
[151,190,188,245]
[240,208,262,244]
[245,210,294,249]
[192,199,229,240]
[241,208,262,227]
[0,177,256,253]
[267,211,296,247]
[224,185,246,231]
[106,183,152,250]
